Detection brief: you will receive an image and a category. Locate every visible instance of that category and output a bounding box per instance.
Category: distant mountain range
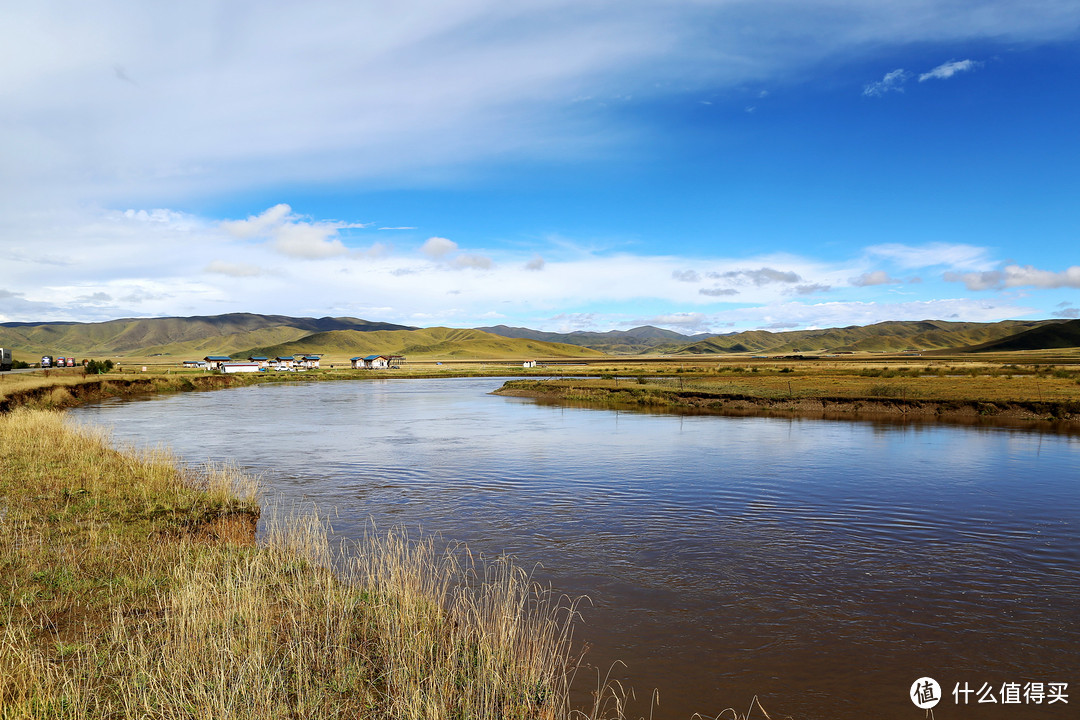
[0,313,1077,360]
[476,324,711,355]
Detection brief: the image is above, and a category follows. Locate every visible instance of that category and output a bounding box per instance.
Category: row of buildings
[184,354,404,372]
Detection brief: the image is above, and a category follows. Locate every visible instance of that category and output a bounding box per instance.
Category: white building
[220,362,261,373]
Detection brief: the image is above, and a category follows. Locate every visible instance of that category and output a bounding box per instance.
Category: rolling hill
[0,314,414,357]
[673,320,1065,355]
[958,319,1080,353]
[244,327,605,360]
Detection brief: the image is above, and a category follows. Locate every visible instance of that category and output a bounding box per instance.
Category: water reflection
[70,378,1079,720]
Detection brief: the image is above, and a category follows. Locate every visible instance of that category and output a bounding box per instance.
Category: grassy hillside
[0,313,414,357]
[677,319,1063,354]
[245,327,606,360]
[136,325,316,358]
[960,318,1080,352]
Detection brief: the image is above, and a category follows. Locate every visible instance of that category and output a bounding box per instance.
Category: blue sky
[2,1,1078,334]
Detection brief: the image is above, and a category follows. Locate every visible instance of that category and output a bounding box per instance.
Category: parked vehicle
[0,348,12,371]
[41,355,53,368]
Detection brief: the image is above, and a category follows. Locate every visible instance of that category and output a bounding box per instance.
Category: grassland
[494,357,1080,431]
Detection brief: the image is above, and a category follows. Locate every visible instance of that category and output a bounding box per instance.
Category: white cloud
[0,201,1064,332]
[792,283,832,295]
[525,254,546,271]
[944,264,1080,291]
[421,236,459,259]
[850,270,902,286]
[453,254,494,270]
[863,68,910,96]
[220,205,294,239]
[270,226,349,260]
[639,312,709,332]
[711,267,802,285]
[205,260,264,277]
[220,204,362,259]
[919,59,980,82]
[712,298,1036,330]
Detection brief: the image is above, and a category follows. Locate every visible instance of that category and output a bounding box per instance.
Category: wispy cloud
[863,69,910,97]
[866,243,995,271]
[919,59,980,82]
[866,59,981,97]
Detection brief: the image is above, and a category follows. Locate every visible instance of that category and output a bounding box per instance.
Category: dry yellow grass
[506,361,1080,403]
[0,409,619,720]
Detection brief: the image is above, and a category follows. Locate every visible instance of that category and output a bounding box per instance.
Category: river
[69,377,1079,719]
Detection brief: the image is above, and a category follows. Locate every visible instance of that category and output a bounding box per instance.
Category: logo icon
[911,677,942,709]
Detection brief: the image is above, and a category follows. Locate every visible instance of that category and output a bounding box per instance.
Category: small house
[274,355,296,369]
[248,355,270,368]
[298,354,322,369]
[182,360,206,369]
[204,355,232,370]
[351,355,389,369]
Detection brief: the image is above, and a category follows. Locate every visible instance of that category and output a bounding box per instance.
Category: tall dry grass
[0,408,619,720]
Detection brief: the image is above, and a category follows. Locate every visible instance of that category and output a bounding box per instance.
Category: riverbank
[495,373,1080,432]
[0,406,601,718]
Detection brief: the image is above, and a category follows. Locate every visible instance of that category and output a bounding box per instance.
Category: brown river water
[70,377,1079,720]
